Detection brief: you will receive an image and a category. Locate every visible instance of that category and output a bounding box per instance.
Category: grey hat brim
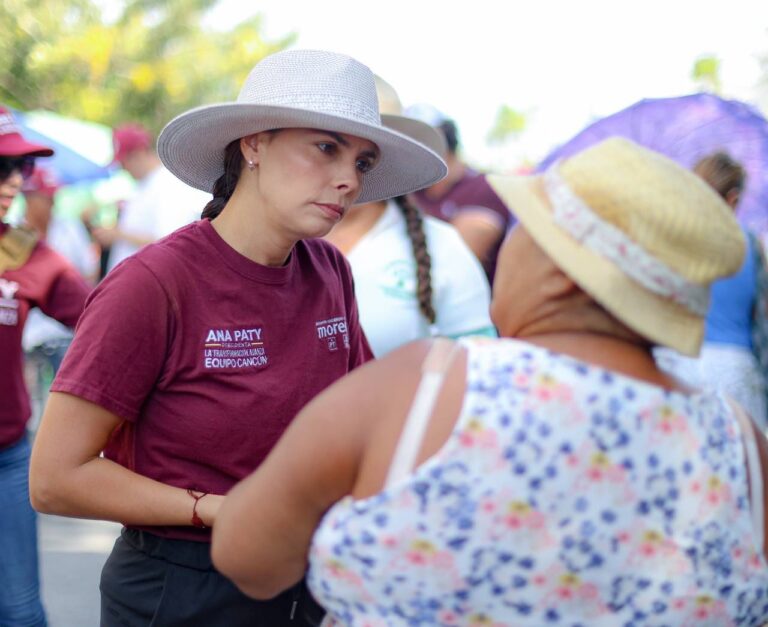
[157,103,447,204]
[381,114,448,159]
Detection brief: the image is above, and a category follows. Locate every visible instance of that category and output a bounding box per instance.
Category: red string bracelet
[186,489,209,529]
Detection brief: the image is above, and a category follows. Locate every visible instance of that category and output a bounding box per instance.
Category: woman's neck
[325,200,387,255]
[508,293,692,393]
[25,215,49,238]
[211,190,296,267]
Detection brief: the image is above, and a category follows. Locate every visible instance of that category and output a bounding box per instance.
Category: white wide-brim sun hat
[157,49,447,204]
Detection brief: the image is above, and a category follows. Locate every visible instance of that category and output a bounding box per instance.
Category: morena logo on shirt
[0,278,20,326]
[315,316,350,352]
[202,326,268,370]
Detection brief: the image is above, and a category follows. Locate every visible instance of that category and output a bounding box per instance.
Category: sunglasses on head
[0,156,36,180]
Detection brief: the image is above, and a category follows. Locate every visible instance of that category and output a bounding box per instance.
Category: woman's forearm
[29,391,223,527]
[31,454,222,527]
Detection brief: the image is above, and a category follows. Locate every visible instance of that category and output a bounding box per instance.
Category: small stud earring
[247,160,255,171]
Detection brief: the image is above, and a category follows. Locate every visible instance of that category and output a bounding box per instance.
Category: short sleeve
[429,221,496,338]
[51,257,171,421]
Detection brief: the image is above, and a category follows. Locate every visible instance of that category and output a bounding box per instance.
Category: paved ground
[39,514,121,627]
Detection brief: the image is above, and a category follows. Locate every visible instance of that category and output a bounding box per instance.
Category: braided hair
[394,195,436,325]
[201,140,243,220]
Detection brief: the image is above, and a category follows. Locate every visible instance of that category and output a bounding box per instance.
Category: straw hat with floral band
[158,49,447,204]
[488,137,745,356]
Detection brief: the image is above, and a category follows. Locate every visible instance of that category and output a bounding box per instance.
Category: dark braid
[201,140,244,219]
[395,195,436,325]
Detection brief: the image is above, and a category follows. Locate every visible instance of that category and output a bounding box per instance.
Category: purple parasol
[538,93,768,235]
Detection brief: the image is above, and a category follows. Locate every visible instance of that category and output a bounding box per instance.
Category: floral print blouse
[307,337,768,626]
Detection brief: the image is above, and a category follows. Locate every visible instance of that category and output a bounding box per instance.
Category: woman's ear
[240,134,261,166]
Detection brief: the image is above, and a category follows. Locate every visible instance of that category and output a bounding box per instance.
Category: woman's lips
[314,203,344,220]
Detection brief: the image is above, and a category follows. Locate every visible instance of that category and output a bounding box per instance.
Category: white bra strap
[728,398,765,554]
[384,339,459,489]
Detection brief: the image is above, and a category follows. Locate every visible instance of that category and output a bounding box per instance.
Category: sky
[205,0,768,171]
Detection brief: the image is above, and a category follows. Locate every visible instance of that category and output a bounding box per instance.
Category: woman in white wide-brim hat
[213,138,768,625]
[29,49,446,626]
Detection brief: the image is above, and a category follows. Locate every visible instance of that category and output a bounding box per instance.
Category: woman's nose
[333,160,362,199]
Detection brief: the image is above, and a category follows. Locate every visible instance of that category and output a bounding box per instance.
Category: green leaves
[692,55,722,94]
[0,0,294,133]
[487,104,528,144]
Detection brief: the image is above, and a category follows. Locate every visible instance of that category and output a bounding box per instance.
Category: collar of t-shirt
[200,219,299,284]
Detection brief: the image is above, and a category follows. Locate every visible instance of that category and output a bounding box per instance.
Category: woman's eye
[317,142,336,154]
[356,158,374,173]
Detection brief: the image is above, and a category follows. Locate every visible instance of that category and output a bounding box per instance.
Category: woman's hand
[196,493,225,527]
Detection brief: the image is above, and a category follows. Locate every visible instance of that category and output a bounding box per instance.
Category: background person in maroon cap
[406,104,513,284]
[92,122,209,272]
[0,107,91,627]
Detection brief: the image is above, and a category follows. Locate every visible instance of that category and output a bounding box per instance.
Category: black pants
[100,528,324,627]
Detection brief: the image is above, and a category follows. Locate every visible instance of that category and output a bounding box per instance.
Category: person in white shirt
[329,197,496,356]
[94,123,210,271]
[325,77,495,356]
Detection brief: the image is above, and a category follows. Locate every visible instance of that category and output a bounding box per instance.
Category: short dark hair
[437,119,459,154]
[693,152,746,201]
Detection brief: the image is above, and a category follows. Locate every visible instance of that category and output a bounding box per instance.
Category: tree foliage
[691,54,722,94]
[0,0,294,133]
[487,104,527,144]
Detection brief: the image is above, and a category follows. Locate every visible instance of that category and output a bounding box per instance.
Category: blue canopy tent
[12,109,116,184]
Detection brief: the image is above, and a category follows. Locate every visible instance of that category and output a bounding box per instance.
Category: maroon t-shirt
[412,169,513,282]
[53,220,373,540]
[0,223,90,447]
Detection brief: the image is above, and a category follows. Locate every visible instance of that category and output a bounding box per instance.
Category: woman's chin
[299,220,336,241]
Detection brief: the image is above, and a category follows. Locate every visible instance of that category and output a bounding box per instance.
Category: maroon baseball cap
[0,107,54,157]
[22,166,61,198]
[112,123,152,163]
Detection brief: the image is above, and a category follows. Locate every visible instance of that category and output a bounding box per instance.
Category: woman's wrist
[195,493,224,527]
[186,489,208,528]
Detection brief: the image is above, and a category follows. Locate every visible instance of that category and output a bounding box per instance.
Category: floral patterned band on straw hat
[488,137,745,356]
